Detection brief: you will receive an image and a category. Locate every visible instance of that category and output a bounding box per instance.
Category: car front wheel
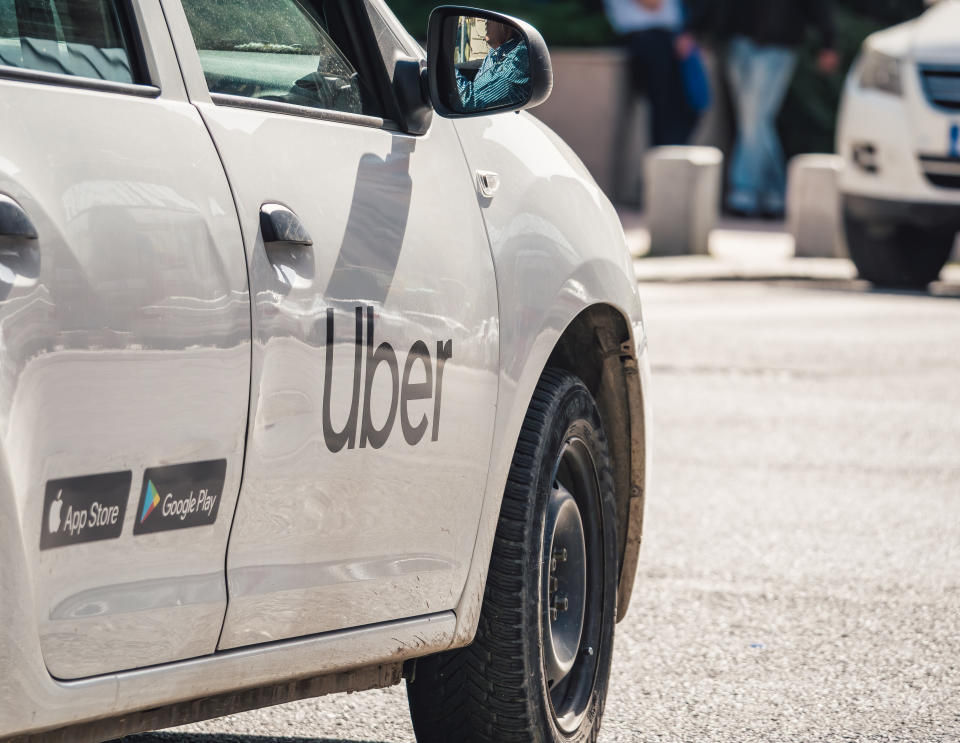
[406,368,618,743]
[844,204,955,288]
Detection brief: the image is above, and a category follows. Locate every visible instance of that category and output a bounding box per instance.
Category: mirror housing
[393,57,433,135]
[426,6,552,118]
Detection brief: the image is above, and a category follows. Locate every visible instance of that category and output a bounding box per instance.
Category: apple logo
[48,490,63,535]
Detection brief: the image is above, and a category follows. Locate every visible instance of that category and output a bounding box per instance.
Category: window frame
[0,0,158,97]
[356,0,435,135]
[209,90,397,130]
[355,0,415,125]
[193,0,407,131]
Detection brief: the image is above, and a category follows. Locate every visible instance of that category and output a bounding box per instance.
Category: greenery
[388,0,926,49]
[388,0,616,47]
[387,0,927,154]
[779,0,924,155]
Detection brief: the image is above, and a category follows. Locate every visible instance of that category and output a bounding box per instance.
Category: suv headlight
[859,48,903,96]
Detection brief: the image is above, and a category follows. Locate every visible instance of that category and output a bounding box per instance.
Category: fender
[450,112,651,646]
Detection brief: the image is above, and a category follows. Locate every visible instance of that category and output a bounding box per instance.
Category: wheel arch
[544,304,648,623]
[447,108,651,645]
[450,289,651,649]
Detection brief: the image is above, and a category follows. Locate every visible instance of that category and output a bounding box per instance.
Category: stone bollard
[644,146,722,256]
[787,154,847,258]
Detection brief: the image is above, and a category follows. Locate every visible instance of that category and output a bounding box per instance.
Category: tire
[406,368,618,743]
[844,208,953,288]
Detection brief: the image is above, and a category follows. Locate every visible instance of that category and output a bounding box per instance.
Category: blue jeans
[625,29,699,147]
[725,36,797,215]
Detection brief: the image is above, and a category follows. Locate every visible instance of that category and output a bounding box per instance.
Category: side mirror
[426,6,552,118]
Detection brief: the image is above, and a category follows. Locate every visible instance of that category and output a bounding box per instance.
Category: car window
[181,0,367,116]
[0,0,137,84]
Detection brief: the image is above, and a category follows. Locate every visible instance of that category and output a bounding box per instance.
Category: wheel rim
[541,436,604,733]
[543,485,587,686]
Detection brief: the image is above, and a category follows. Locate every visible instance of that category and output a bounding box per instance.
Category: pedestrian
[456,20,531,112]
[605,0,702,149]
[718,0,840,217]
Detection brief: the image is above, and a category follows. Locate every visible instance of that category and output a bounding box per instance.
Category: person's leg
[724,35,762,215]
[610,33,644,203]
[637,28,698,146]
[751,46,797,216]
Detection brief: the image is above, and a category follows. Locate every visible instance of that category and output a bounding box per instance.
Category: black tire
[406,368,618,743]
[844,208,953,288]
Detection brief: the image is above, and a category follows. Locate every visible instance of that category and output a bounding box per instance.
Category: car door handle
[476,170,500,198]
[0,194,38,241]
[260,203,313,247]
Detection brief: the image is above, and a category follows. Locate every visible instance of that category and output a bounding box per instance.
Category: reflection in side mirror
[427,6,552,119]
[453,16,530,113]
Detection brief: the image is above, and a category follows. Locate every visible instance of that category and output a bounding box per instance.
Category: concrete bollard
[644,146,722,256]
[787,154,847,258]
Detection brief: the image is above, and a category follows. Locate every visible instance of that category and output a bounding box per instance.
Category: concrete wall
[532,46,730,205]
[531,48,631,199]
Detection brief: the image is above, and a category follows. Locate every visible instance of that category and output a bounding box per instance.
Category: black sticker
[40,471,131,550]
[133,460,226,535]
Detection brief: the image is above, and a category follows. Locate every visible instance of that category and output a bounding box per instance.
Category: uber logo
[323,306,453,452]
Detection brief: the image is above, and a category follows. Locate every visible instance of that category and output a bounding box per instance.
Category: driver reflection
[456,20,531,111]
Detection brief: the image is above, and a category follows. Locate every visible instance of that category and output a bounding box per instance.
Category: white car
[0,1,650,742]
[837,0,960,286]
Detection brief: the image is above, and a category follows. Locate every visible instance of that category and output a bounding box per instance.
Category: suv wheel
[406,368,618,743]
[844,207,954,288]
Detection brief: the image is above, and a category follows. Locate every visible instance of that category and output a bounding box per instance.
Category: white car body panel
[0,610,452,739]
[0,0,250,682]
[837,0,960,206]
[450,112,648,642]
[0,0,650,738]
[159,0,500,647]
[907,0,960,63]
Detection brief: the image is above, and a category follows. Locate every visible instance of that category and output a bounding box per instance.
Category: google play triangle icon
[140,480,160,523]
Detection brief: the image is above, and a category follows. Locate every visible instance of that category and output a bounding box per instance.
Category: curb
[621,211,960,287]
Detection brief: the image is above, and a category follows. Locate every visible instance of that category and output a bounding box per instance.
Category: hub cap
[541,437,604,733]
[543,485,587,687]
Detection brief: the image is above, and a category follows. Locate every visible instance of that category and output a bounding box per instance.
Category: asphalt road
[124,278,960,743]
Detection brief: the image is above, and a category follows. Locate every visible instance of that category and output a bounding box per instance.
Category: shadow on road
[653,275,960,299]
[116,734,390,743]
[768,277,960,300]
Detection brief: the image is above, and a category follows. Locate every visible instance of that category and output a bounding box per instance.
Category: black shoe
[725,205,755,219]
[759,206,785,220]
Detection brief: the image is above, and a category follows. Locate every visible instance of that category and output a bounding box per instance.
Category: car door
[161,0,500,648]
[0,0,250,678]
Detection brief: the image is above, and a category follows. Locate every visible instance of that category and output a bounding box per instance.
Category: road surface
[123,278,960,743]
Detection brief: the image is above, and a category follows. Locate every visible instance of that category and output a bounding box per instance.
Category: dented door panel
[0,56,250,681]
[158,0,499,646]
[206,112,499,647]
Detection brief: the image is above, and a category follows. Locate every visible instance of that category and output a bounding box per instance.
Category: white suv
[837,0,960,286]
[0,1,649,741]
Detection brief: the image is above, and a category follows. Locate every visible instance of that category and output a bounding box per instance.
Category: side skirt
[8,664,402,743]
[2,611,455,742]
